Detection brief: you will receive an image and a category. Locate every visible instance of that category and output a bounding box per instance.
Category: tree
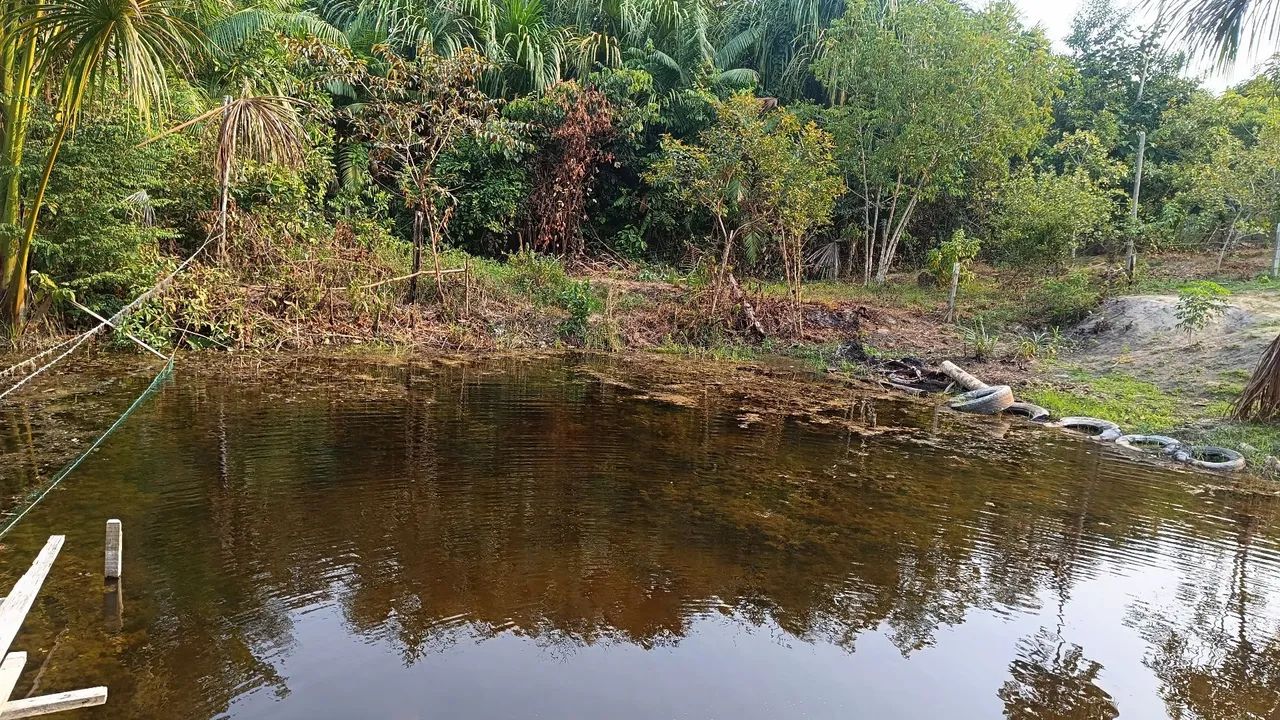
[1059,0,1195,152]
[1168,0,1280,420]
[510,81,616,255]
[645,91,840,326]
[1155,84,1280,265]
[755,111,843,327]
[0,0,198,336]
[815,0,1061,284]
[989,133,1123,267]
[342,48,527,301]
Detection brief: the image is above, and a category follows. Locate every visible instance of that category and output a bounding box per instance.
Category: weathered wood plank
[104,520,122,580]
[0,653,27,706]
[0,687,107,719]
[0,537,64,661]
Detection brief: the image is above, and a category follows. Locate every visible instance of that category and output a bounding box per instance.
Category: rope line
[0,358,175,539]
[0,333,83,379]
[0,234,212,402]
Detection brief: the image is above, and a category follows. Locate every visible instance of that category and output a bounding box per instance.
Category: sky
[1005,0,1264,91]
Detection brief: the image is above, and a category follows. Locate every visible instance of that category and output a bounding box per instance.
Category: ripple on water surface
[0,355,1277,720]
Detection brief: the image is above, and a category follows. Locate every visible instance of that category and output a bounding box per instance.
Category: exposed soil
[1069,291,1280,400]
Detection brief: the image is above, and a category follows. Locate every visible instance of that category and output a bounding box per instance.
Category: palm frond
[123,189,157,226]
[715,24,761,67]
[28,0,202,122]
[712,66,759,88]
[216,95,310,172]
[805,239,841,280]
[1165,0,1280,64]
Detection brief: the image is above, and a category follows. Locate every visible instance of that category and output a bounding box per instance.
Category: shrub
[925,228,981,286]
[1026,270,1103,327]
[989,168,1115,267]
[1175,280,1230,333]
[556,279,601,342]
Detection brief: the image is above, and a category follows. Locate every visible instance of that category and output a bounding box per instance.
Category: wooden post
[945,261,960,323]
[104,520,121,580]
[0,537,63,661]
[1272,223,1280,279]
[1126,130,1147,281]
[0,654,26,706]
[102,580,123,633]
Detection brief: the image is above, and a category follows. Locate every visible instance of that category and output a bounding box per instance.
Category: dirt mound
[1071,293,1280,395]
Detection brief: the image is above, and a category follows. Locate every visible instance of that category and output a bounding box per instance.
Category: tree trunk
[3,113,71,335]
[727,272,765,338]
[216,96,231,263]
[710,215,734,319]
[427,211,444,298]
[0,32,38,338]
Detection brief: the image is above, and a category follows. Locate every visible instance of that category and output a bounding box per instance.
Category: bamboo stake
[69,302,166,361]
[945,261,960,323]
[340,267,464,292]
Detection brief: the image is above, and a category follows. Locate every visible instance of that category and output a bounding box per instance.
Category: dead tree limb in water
[727,273,766,339]
[1235,332,1280,421]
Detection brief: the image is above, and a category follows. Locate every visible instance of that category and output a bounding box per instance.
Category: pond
[0,353,1278,719]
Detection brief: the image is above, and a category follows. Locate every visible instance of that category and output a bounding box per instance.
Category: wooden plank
[0,537,64,661]
[104,521,122,580]
[0,653,27,705]
[0,688,107,719]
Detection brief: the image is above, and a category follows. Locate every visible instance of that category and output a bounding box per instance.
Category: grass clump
[1198,422,1280,471]
[1024,369,1180,432]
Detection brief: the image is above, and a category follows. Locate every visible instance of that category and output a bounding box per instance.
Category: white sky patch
[995,0,1271,91]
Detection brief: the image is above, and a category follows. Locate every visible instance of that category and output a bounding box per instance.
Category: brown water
[1,354,1279,720]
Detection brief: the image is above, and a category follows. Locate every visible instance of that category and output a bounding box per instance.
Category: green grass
[1025,363,1280,476]
[757,278,946,310]
[1024,368,1181,433]
[1198,422,1280,470]
[1131,274,1277,296]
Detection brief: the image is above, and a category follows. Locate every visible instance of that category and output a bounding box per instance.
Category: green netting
[0,358,175,539]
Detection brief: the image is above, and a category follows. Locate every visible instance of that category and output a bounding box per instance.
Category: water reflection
[0,355,1277,719]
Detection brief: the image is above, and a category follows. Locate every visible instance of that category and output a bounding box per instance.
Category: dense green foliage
[3,0,1279,343]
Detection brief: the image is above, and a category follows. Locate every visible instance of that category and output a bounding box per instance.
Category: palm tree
[145,94,310,259]
[0,0,199,337]
[310,0,481,58]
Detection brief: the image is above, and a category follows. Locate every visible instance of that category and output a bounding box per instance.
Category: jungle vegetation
[1,0,1279,380]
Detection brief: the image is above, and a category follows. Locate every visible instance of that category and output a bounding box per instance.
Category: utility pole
[1272,222,1280,279]
[1126,3,1163,283]
[1126,130,1146,281]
